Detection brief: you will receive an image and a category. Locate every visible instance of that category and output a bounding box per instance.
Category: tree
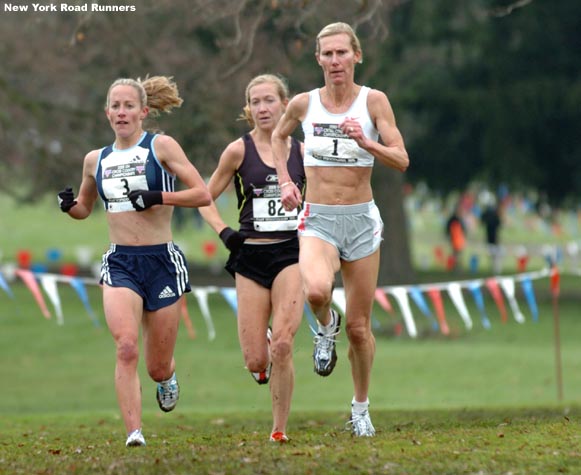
[1,0,414,282]
[382,0,581,206]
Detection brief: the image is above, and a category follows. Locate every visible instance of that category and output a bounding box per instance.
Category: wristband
[280,181,293,189]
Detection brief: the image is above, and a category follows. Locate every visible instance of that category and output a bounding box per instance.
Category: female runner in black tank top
[200,74,305,443]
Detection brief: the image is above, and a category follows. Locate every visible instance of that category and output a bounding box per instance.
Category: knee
[244,350,269,373]
[146,354,174,382]
[270,335,292,366]
[148,365,171,383]
[304,281,333,309]
[245,358,269,374]
[116,339,139,367]
[345,319,372,347]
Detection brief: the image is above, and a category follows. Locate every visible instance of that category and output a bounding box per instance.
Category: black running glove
[219,227,246,253]
[128,190,163,212]
[57,187,77,212]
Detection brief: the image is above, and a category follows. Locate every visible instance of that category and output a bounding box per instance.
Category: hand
[219,227,246,253]
[127,190,163,211]
[57,187,77,212]
[341,117,363,142]
[280,182,301,212]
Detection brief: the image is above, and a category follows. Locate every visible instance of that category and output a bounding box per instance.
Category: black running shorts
[225,237,299,289]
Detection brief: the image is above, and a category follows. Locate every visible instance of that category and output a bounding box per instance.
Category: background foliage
[1,0,579,280]
[2,0,579,203]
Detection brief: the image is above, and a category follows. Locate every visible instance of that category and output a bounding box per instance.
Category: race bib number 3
[252,197,298,232]
[101,147,149,212]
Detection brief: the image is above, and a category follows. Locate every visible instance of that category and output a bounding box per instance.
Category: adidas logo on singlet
[158,286,176,299]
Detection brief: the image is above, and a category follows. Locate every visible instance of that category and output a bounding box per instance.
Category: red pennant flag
[485,278,508,323]
[427,288,450,335]
[516,255,529,272]
[374,288,393,313]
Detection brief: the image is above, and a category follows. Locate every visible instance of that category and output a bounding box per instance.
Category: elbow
[398,153,410,173]
[199,190,212,207]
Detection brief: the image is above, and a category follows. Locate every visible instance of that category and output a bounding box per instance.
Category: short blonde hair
[239,74,289,126]
[316,22,363,63]
[105,76,183,117]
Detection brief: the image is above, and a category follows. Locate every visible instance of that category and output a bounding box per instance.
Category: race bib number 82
[252,197,298,232]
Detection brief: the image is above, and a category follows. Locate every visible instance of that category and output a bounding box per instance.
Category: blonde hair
[105,76,183,116]
[316,22,363,63]
[238,74,289,127]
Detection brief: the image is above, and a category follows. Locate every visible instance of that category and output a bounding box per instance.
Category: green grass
[2,283,581,415]
[2,408,580,475]
[2,195,581,473]
[2,280,581,473]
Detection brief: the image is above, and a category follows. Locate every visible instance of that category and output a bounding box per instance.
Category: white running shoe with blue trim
[156,372,179,412]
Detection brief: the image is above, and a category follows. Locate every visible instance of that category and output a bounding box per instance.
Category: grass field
[1,194,581,473]
[1,279,581,473]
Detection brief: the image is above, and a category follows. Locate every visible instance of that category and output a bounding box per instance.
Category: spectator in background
[445,203,466,270]
[480,196,502,274]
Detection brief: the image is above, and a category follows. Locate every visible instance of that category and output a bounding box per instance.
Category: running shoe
[346,410,376,437]
[270,431,289,443]
[156,372,179,412]
[125,429,146,447]
[251,327,272,385]
[312,309,341,376]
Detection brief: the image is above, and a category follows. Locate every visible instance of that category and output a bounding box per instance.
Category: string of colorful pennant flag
[0,266,563,341]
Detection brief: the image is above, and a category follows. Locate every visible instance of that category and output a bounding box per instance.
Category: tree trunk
[372,166,415,285]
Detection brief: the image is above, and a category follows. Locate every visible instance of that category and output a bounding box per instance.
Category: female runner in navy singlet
[57,76,211,447]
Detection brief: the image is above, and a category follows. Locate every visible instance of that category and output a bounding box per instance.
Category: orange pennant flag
[485,278,508,323]
[427,288,450,335]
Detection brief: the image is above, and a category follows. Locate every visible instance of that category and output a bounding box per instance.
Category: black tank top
[234,134,305,239]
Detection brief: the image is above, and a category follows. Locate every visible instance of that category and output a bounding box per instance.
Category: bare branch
[214,0,249,48]
[220,0,267,79]
[292,0,324,38]
[489,0,534,18]
[352,0,383,31]
[68,12,93,46]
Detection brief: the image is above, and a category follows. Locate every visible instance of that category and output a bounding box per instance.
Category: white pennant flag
[389,287,418,338]
[40,274,64,325]
[193,287,217,341]
[499,278,526,323]
[447,283,473,330]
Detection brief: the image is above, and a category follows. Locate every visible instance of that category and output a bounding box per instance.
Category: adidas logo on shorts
[158,286,176,299]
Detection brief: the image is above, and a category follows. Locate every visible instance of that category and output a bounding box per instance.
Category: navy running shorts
[100,242,191,311]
